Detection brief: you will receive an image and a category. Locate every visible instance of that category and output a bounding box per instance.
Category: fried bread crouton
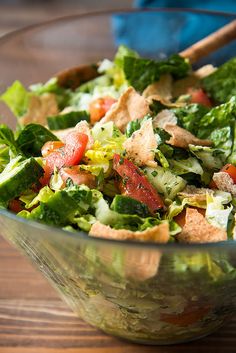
[213,172,236,197]
[101,87,150,132]
[123,119,157,167]
[21,93,58,126]
[89,221,169,243]
[176,208,227,243]
[153,109,177,129]
[164,124,212,149]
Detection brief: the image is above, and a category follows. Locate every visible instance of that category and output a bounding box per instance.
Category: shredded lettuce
[206,191,232,231]
[202,57,236,104]
[1,80,30,117]
[169,157,203,176]
[197,96,236,139]
[20,186,54,209]
[189,144,224,170]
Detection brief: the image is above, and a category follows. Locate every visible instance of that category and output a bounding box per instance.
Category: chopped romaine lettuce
[202,57,236,104]
[1,80,30,117]
[123,54,190,92]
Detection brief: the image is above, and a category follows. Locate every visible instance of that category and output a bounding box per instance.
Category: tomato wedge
[113,154,164,212]
[41,141,65,157]
[89,96,117,124]
[188,88,212,108]
[40,132,88,185]
[60,166,96,188]
[221,163,236,184]
[161,303,211,327]
[8,199,24,213]
[209,163,236,189]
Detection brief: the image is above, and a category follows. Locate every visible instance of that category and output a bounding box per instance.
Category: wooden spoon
[180,19,236,64]
[56,19,236,89]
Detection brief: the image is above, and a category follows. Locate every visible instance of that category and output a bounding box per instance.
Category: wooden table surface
[0,2,236,352]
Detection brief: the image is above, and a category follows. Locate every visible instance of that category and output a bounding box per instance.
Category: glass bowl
[0,9,236,345]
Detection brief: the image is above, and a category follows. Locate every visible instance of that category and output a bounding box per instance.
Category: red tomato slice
[40,132,88,185]
[161,303,211,327]
[41,141,65,157]
[60,166,96,189]
[113,154,164,212]
[221,163,236,184]
[8,199,24,213]
[89,96,117,124]
[188,88,212,108]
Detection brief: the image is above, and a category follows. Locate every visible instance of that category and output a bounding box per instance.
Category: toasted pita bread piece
[123,119,157,167]
[53,120,94,150]
[178,185,213,207]
[213,172,236,197]
[164,124,212,149]
[20,93,59,126]
[172,64,216,97]
[125,250,162,280]
[56,64,99,90]
[143,74,173,100]
[89,221,169,243]
[101,87,150,132]
[176,208,227,243]
[153,109,177,129]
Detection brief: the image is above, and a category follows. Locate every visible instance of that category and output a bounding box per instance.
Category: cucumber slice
[30,185,92,226]
[0,157,44,203]
[145,166,186,200]
[111,195,150,217]
[47,111,89,130]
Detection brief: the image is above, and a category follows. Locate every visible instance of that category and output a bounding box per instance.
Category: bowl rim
[0,7,235,46]
[0,7,236,250]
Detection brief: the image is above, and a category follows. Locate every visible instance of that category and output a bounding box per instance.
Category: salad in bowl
[0,32,236,345]
[0,45,236,245]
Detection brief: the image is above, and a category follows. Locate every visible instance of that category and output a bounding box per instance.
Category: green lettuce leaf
[123,54,190,92]
[173,103,209,135]
[1,80,30,117]
[0,124,21,157]
[206,191,232,231]
[189,144,225,170]
[16,123,59,157]
[197,96,236,139]
[202,57,236,104]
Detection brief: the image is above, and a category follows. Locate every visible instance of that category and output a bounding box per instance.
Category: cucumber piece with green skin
[111,195,150,217]
[47,111,89,130]
[30,185,92,226]
[0,157,44,203]
[145,166,187,200]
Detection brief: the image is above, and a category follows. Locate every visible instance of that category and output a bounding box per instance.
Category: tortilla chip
[20,93,58,126]
[123,119,157,167]
[89,221,169,243]
[164,124,212,149]
[101,87,150,132]
[176,208,227,243]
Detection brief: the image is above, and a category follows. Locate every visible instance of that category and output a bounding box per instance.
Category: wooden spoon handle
[180,19,236,64]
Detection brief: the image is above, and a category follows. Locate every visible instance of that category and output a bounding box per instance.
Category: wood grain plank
[0,298,235,353]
